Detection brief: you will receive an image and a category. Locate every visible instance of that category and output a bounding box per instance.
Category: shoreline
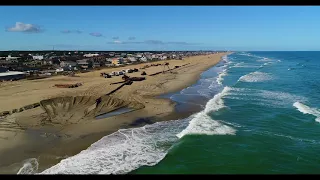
[0,52,229,174]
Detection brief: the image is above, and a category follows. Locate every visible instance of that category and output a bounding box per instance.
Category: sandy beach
[0,53,228,173]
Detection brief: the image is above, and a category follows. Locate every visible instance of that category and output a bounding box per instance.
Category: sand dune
[39,96,144,125]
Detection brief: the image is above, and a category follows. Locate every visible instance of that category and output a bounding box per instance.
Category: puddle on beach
[95,107,135,119]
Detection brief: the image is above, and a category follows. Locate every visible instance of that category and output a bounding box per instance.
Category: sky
[1,6,320,51]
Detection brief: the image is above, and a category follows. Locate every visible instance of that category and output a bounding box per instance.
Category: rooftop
[0,71,26,77]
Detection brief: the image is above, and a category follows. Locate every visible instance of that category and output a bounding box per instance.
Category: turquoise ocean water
[20,52,320,174]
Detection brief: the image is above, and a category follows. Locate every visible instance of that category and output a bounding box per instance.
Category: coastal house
[140,56,148,62]
[136,53,143,58]
[56,68,64,73]
[128,57,137,63]
[83,53,99,58]
[92,62,101,68]
[60,61,77,67]
[32,55,44,60]
[111,58,124,66]
[105,61,113,67]
[160,55,168,60]
[122,58,131,64]
[43,59,53,65]
[76,59,91,69]
[171,54,177,59]
[1,55,21,61]
[151,54,160,61]
[23,60,43,67]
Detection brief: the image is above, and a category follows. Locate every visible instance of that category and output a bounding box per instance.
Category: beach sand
[0,53,228,173]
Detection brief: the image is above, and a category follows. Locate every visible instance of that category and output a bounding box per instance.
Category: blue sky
[1,6,320,51]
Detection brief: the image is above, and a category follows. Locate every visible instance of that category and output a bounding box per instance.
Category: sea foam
[238,71,273,83]
[224,87,307,108]
[293,102,320,123]
[177,86,236,138]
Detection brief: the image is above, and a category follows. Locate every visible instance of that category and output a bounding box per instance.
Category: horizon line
[1,49,320,51]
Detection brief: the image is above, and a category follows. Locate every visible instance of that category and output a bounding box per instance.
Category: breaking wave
[238,71,274,83]
[17,158,39,174]
[257,58,273,62]
[216,69,227,85]
[293,102,320,123]
[177,87,236,138]
[224,87,307,108]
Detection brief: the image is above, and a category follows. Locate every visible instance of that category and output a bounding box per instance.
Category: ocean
[20,51,320,174]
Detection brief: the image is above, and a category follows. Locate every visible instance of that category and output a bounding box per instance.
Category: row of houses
[0,51,226,78]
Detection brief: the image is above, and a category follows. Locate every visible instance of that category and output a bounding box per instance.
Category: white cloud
[89,32,103,37]
[113,40,122,44]
[6,22,42,33]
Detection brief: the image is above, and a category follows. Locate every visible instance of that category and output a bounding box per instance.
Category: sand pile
[39,96,145,125]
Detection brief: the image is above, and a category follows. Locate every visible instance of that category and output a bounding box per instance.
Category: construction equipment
[54,83,82,88]
[163,62,173,73]
[110,75,146,85]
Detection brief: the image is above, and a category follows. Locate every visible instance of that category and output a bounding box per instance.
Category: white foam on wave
[231,62,259,68]
[257,58,273,62]
[258,130,320,144]
[263,62,273,66]
[216,69,227,85]
[17,158,39,174]
[238,71,273,83]
[177,87,236,138]
[39,87,235,174]
[293,102,320,123]
[224,87,307,108]
[40,119,189,174]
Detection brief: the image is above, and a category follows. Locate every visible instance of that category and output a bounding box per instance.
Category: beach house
[140,55,148,62]
[92,62,101,68]
[60,61,78,71]
[111,58,124,66]
[32,55,44,60]
[83,53,99,58]
[76,59,91,69]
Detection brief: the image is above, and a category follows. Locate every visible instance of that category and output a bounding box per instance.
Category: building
[140,56,148,62]
[60,61,77,67]
[83,53,99,58]
[128,57,137,63]
[0,55,21,61]
[161,55,167,60]
[0,71,26,81]
[111,58,124,66]
[136,53,143,58]
[77,59,90,69]
[92,62,101,68]
[32,55,44,60]
[43,59,53,65]
[56,68,64,73]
